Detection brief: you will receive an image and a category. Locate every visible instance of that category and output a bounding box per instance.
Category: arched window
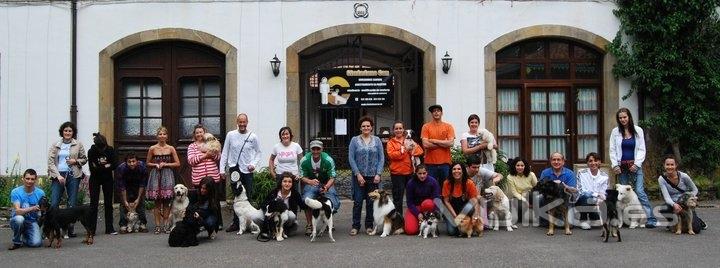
[496,38,602,170]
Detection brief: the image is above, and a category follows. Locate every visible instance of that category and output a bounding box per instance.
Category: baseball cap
[309,140,323,149]
[428,104,443,112]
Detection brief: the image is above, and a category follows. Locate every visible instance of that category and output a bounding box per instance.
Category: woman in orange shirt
[386,121,423,212]
[441,162,481,236]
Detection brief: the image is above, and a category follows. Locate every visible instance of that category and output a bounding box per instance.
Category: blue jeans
[426,164,449,189]
[50,172,81,208]
[618,167,657,224]
[351,175,378,230]
[575,192,600,221]
[302,184,340,212]
[10,215,42,247]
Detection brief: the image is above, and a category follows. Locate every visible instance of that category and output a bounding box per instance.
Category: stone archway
[98,28,237,145]
[484,25,619,158]
[285,23,436,137]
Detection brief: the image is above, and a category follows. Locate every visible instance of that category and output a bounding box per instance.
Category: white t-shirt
[272,142,303,175]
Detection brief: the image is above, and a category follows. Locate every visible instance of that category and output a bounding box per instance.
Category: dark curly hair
[58,121,77,139]
[508,157,531,177]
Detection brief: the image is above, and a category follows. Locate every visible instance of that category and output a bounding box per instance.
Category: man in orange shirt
[421,104,455,188]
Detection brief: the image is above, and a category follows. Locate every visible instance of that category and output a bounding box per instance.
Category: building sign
[317,68,393,108]
[354,3,369,18]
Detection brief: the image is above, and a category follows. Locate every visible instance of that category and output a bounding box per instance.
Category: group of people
[8,106,707,249]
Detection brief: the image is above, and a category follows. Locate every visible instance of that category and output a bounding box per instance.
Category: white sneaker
[580,222,591,230]
[63,234,69,239]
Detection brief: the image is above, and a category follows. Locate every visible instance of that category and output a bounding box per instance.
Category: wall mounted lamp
[271,54,282,77]
[441,51,452,74]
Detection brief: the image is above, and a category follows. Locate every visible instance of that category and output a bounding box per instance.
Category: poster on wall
[317,68,394,108]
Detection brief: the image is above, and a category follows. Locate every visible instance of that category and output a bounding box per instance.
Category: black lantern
[441,51,452,74]
[270,54,281,77]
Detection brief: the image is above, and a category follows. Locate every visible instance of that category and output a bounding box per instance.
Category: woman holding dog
[88,132,118,235]
[609,108,656,228]
[460,114,497,171]
[47,121,88,237]
[261,172,304,237]
[657,155,706,233]
[348,116,385,236]
[404,164,441,235]
[146,126,181,234]
[441,162,481,236]
[386,121,424,213]
[268,127,303,185]
[187,124,223,228]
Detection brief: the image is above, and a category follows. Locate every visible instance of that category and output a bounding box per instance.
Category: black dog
[38,196,96,248]
[168,205,203,247]
[532,180,572,236]
[602,189,621,242]
[260,198,290,241]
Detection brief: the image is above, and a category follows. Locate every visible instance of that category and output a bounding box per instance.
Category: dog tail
[305,197,323,210]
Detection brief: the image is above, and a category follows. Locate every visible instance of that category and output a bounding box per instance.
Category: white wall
[0,0,629,175]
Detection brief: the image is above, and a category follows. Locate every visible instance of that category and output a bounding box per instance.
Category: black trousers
[390,174,411,213]
[89,175,114,233]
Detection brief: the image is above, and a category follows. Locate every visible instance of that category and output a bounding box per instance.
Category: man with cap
[421,104,456,188]
[299,140,340,235]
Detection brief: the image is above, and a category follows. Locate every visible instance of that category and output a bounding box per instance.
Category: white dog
[125,209,140,233]
[418,212,439,239]
[202,133,222,155]
[616,184,646,229]
[170,184,190,231]
[304,195,335,242]
[232,182,263,235]
[485,186,513,231]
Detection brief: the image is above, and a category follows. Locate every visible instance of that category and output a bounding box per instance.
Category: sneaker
[63,234,70,239]
[646,222,657,229]
[580,222,591,230]
[109,231,119,235]
[7,244,22,250]
[209,231,217,240]
[225,224,239,233]
[365,228,373,235]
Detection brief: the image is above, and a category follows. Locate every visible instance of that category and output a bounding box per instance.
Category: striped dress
[187,142,221,186]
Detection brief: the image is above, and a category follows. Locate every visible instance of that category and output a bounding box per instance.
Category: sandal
[154,226,161,235]
[366,228,373,235]
[349,228,358,236]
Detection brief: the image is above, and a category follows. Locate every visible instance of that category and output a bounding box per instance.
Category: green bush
[250,168,277,207]
[450,145,466,164]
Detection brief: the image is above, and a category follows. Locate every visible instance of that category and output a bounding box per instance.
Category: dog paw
[565,230,572,235]
[493,227,499,231]
[380,234,388,238]
[506,227,513,232]
[236,231,244,235]
[674,231,681,235]
[276,236,284,242]
[689,231,695,235]
[546,231,554,236]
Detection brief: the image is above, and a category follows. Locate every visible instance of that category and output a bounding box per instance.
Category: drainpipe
[70,0,78,125]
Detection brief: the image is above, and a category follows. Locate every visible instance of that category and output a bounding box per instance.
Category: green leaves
[609,0,720,173]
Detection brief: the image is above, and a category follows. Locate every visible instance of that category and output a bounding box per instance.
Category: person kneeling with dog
[658,155,706,234]
[575,152,608,230]
[115,153,149,234]
[8,169,45,250]
[299,140,341,236]
[404,164,441,235]
[260,172,304,238]
[440,162,482,236]
[193,177,221,240]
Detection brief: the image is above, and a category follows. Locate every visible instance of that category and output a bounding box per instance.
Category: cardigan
[609,125,646,169]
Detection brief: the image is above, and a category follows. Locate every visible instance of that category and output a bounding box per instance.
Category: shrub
[250,168,277,207]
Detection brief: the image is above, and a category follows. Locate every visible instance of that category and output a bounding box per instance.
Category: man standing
[115,153,149,234]
[299,140,340,235]
[8,169,44,250]
[221,113,262,232]
[421,104,455,187]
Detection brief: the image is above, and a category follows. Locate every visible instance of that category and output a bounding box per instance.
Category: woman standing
[460,114,497,171]
[506,157,537,226]
[146,126,181,234]
[196,177,220,240]
[268,127,303,185]
[441,162,481,236]
[609,108,656,228]
[658,155,706,233]
[88,132,118,235]
[348,116,385,236]
[47,121,88,237]
[386,121,423,213]
[187,124,222,228]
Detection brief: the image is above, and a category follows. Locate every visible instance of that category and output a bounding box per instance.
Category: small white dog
[616,184,646,229]
[232,182,263,235]
[418,211,439,239]
[202,133,222,155]
[485,185,513,231]
[125,209,140,233]
[170,184,190,231]
[404,130,421,169]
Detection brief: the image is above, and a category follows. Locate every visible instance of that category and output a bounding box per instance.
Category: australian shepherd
[304,194,335,242]
[367,190,405,237]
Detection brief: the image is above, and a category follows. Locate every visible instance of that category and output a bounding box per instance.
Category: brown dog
[674,193,699,235]
[456,215,483,238]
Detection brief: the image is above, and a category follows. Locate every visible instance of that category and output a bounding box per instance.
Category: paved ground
[0,200,718,267]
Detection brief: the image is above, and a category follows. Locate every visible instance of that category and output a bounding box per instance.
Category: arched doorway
[297,35,424,165]
[286,24,437,164]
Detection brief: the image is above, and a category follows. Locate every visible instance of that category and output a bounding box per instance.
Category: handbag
[228,132,253,184]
